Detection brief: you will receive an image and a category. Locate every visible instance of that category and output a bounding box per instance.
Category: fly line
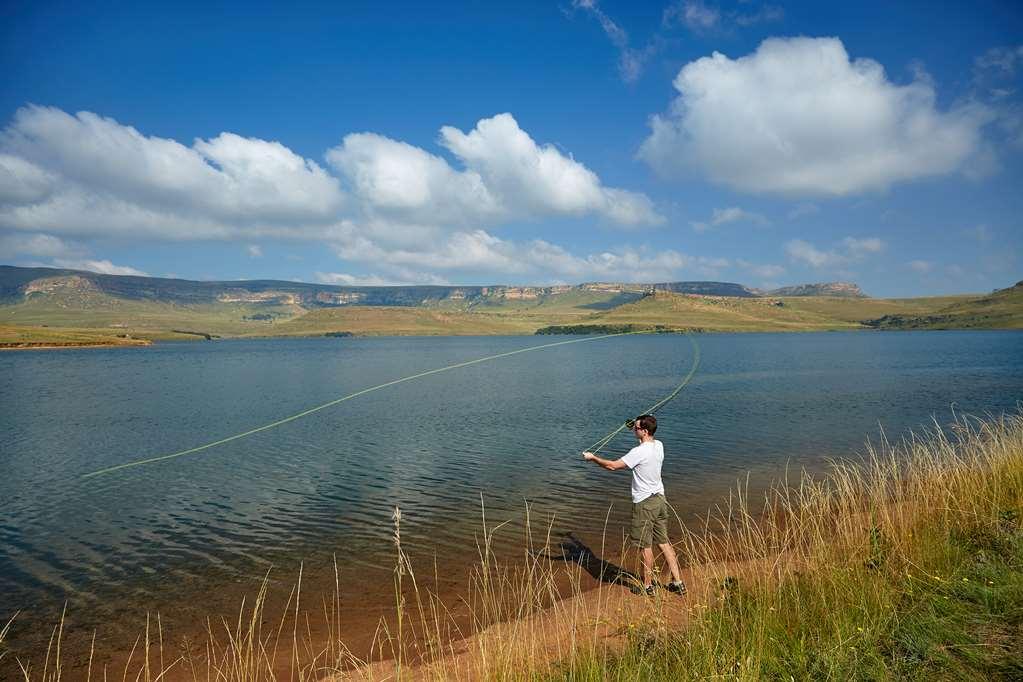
[83,329,699,478]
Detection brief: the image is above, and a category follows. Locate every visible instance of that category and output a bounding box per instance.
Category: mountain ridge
[0,265,857,307]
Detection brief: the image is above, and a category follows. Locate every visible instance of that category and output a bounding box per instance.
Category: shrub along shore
[3,412,1021,680]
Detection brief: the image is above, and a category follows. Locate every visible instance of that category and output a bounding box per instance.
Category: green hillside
[0,265,1019,344]
[863,281,1023,329]
[584,291,919,332]
[0,286,303,340]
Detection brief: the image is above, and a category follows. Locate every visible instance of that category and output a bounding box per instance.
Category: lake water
[2,330,1022,662]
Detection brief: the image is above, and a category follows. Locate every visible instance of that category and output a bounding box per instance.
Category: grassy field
[587,291,865,331]
[0,324,152,347]
[4,412,1020,680]
[0,289,304,341]
[0,282,1017,345]
[269,305,563,336]
[865,282,1023,330]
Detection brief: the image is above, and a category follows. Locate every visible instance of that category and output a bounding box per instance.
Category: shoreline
[0,339,152,350]
[3,326,1021,352]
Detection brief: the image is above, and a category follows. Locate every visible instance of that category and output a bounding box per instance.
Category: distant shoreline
[0,339,152,350]
[5,326,1023,351]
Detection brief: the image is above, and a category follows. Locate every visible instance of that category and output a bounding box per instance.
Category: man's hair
[635,414,657,435]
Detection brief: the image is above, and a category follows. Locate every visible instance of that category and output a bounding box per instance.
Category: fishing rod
[82,329,700,479]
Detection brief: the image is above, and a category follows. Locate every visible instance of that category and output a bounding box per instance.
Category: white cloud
[640,37,993,195]
[0,107,669,284]
[908,260,933,273]
[1,108,659,245]
[841,236,884,256]
[972,45,1023,150]
[0,153,57,205]
[327,132,500,227]
[51,258,148,276]
[974,45,1023,78]
[572,1,657,82]
[325,225,701,283]
[734,4,784,27]
[437,113,661,225]
[0,106,345,238]
[0,232,85,259]
[0,229,148,277]
[690,206,769,232]
[325,113,661,233]
[314,271,430,286]
[785,239,836,268]
[663,1,720,31]
[786,236,885,268]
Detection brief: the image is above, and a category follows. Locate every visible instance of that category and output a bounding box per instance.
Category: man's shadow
[532,532,639,589]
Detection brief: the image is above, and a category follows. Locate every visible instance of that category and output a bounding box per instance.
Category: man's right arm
[582,451,629,470]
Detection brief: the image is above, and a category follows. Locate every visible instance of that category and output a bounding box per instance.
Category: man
[583,414,687,596]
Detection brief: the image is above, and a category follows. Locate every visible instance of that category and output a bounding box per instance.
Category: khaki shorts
[630,493,670,548]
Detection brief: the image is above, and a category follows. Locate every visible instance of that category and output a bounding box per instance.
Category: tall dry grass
[3,411,1021,680]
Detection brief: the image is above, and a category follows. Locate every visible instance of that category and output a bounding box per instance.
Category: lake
[1,330,1022,663]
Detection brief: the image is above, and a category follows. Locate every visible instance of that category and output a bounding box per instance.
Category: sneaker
[629,581,657,596]
[666,580,687,595]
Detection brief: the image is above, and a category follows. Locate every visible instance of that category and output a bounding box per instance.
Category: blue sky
[0,1,1020,296]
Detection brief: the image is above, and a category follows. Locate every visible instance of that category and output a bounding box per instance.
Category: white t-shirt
[621,439,665,503]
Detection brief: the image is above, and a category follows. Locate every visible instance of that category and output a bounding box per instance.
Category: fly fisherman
[583,414,687,596]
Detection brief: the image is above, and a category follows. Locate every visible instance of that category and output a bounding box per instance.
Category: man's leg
[658,542,683,584]
[640,546,656,588]
[651,497,685,592]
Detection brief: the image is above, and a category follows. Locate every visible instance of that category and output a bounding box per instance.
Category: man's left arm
[582,451,629,471]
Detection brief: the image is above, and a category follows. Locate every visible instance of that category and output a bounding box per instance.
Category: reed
[3,411,1021,680]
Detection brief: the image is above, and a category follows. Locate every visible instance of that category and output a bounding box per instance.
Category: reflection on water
[1,330,1022,655]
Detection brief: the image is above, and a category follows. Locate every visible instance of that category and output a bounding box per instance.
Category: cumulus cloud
[1,106,659,248]
[438,113,661,225]
[0,106,668,284]
[640,37,993,195]
[326,113,662,233]
[0,106,345,239]
[324,224,700,283]
[786,236,885,268]
[327,132,500,227]
[690,206,769,232]
[0,153,57,205]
